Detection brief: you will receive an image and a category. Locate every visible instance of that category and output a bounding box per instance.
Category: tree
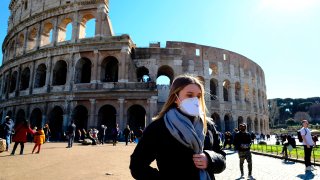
[294,111,311,123]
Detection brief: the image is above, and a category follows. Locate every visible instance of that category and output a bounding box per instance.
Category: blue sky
[1,0,320,99]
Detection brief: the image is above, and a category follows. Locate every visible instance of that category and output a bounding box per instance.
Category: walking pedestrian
[11,120,34,155]
[300,120,316,171]
[99,125,107,144]
[123,125,130,145]
[66,120,76,148]
[112,124,119,146]
[32,127,45,154]
[2,116,14,151]
[233,123,253,179]
[130,74,226,180]
[43,123,51,142]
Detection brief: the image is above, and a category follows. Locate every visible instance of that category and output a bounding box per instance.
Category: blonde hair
[153,74,208,130]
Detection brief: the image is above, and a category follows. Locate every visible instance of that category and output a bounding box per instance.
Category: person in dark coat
[130,74,226,180]
[233,123,253,179]
[123,125,130,145]
[11,120,34,155]
[66,120,76,148]
[2,116,15,151]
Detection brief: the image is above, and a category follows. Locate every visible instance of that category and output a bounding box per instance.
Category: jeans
[11,142,24,155]
[5,134,11,151]
[304,145,313,167]
[68,135,75,148]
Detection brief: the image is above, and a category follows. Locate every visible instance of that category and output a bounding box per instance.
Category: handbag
[287,144,293,152]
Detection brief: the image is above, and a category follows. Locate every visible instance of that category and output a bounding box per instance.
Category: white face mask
[176,95,201,116]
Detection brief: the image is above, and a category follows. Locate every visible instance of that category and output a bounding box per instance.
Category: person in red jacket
[32,127,45,154]
[11,120,34,155]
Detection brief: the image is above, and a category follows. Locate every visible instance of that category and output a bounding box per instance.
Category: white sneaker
[306,166,312,171]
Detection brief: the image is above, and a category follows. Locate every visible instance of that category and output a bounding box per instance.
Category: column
[89,99,97,127]
[148,96,158,125]
[45,56,52,92]
[118,98,125,130]
[92,50,100,83]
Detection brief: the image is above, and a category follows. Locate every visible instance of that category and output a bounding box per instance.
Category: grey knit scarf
[164,108,211,180]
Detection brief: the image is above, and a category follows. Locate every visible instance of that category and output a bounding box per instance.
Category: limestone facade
[0,0,269,140]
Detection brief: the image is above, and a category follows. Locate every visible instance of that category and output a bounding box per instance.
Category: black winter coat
[130,114,226,180]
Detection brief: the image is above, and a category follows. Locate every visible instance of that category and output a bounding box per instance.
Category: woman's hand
[193,153,208,169]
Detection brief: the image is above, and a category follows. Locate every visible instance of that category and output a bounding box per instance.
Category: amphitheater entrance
[30,108,42,129]
[211,113,221,131]
[237,116,244,128]
[224,114,232,132]
[98,105,117,140]
[15,109,26,125]
[72,105,88,130]
[101,57,118,82]
[75,58,91,83]
[127,105,146,133]
[247,117,252,132]
[48,106,64,141]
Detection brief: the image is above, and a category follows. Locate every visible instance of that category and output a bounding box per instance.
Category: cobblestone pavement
[1,142,319,180]
[215,150,320,180]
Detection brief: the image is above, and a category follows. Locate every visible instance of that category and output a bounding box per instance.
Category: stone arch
[30,108,42,129]
[72,105,88,131]
[237,116,244,128]
[79,14,96,39]
[98,105,117,140]
[20,67,30,90]
[48,106,64,141]
[209,63,218,76]
[127,104,146,133]
[157,65,174,84]
[75,58,92,83]
[34,63,47,88]
[211,112,221,131]
[41,22,54,46]
[235,82,241,101]
[247,117,252,132]
[8,40,15,60]
[101,56,119,82]
[224,114,232,132]
[57,18,72,42]
[254,117,259,133]
[223,80,231,101]
[27,27,37,51]
[136,66,149,82]
[3,74,9,94]
[16,109,26,125]
[52,60,67,85]
[210,78,218,100]
[244,83,250,102]
[17,33,24,55]
[9,71,18,93]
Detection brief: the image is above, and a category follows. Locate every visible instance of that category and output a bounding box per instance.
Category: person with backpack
[300,120,316,171]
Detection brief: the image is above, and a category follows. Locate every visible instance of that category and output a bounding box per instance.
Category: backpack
[297,128,307,142]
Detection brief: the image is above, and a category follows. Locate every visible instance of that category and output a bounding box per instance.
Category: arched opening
[75,58,92,83]
[27,27,37,51]
[101,56,118,82]
[247,117,252,133]
[15,109,26,125]
[9,71,18,93]
[34,64,47,88]
[8,40,15,60]
[127,105,146,134]
[41,22,54,46]
[136,66,150,82]
[79,14,96,39]
[210,78,218,100]
[244,83,250,102]
[209,64,218,76]
[98,105,117,140]
[52,60,67,85]
[20,67,30,90]
[235,82,241,101]
[211,113,221,131]
[224,114,231,132]
[157,65,174,84]
[17,33,24,55]
[48,106,64,141]
[237,116,244,128]
[57,18,72,42]
[72,105,88,131]
[223,80,230,101]
[30,108,42,129]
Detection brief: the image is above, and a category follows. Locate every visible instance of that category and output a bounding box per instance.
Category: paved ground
[1,142,319,180]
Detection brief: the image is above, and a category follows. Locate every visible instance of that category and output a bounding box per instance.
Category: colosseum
[0,0,269,140]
